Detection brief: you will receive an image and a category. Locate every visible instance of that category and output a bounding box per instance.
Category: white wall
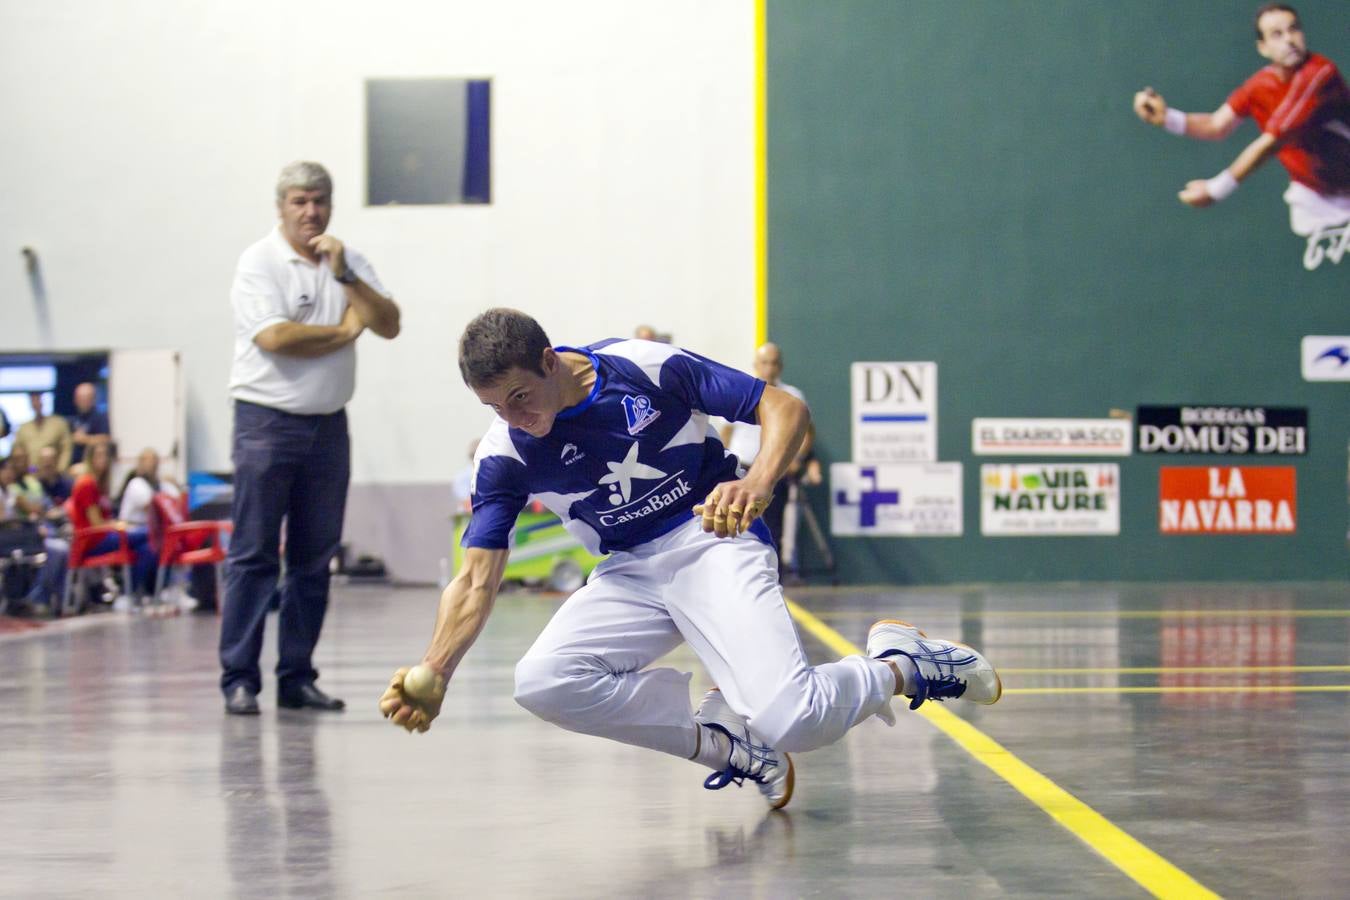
[1,0,755,484]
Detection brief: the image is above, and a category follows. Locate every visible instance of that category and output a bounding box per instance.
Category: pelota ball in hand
[403,664,440,702]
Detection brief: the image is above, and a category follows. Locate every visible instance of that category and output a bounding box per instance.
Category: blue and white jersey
[462,339,768,555]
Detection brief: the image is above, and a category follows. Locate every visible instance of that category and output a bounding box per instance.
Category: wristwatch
[335,265,359,285]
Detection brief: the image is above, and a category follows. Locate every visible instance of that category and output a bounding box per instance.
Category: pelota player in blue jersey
[380,309,1001,809]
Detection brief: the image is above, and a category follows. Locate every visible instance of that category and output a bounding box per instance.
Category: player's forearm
[745,388,810,490]
[1228,131,1278,181]
[254,321,359,358]
[796,424,815,462]
[422,559,506,678]
[344,280,401,339]
[1177,112,1236,141]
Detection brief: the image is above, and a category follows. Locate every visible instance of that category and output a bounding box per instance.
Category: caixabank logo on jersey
[980,464,1120,536]
[1159,466,1296,535]
[1137,406,1307,455]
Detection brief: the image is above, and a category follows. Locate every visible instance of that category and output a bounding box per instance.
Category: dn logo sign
[851,361,938,463]
[859,363,929,404]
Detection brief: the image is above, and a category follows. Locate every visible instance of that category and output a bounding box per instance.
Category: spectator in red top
[1132,4,1350,235]
[69,441,114,530]
[71,442,155,596]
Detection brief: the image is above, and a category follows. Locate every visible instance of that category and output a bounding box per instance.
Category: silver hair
[275,161,333,203]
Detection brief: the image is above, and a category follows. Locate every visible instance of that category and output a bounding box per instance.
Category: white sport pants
[1284,180,1350,236]
[513,518,896,757]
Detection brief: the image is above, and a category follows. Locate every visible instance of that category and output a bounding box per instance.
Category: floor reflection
[220,717,333,899]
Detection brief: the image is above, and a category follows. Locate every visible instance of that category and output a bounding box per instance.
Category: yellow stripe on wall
[754,0,768,348]
[786,599,1220,899]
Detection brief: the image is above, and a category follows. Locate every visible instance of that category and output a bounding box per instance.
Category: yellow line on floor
[1004,665,1350,675]
[785,599,1220,900]
[1005,685,1350,695]
[814,608,1350,620]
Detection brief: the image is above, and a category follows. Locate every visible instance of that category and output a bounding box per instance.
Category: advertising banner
[1302,336,1350,381]
[850,362,937,462]
[980,464,1120,536]
[1137,406,1307,455]
[972,418,1132,456]
[1158,466,1296,534]
[831,462,961,536]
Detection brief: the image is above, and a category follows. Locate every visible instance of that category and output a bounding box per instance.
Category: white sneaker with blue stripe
[867,619,1002,712]
[694,689,794,810]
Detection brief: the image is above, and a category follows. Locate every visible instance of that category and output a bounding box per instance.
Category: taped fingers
[738,497,770,534]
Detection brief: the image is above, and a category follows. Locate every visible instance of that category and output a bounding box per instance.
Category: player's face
[474,365,562,438]
[277,188,332,249]
[1257,10,1306,69]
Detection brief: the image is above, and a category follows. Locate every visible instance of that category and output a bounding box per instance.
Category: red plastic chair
[149,492,232,611]
[63,498,135,615]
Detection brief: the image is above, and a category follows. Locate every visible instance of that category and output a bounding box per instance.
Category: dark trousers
[90,529,154,594]
[761,475,793,573]
[219,400,350,695]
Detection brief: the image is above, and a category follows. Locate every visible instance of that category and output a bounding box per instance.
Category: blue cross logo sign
[835,467,900,528]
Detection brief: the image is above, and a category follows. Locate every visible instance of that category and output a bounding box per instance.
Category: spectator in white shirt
[116,448,180,525]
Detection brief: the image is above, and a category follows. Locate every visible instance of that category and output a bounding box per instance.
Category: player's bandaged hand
[1178,178,1219,207]
[1133,87,1166,125]
[379,666,446,734]
[692,479,772,538]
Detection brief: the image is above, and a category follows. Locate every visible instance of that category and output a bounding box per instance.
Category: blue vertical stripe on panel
[463,80,491,203]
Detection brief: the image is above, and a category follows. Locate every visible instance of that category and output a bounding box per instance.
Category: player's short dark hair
[458,308,552,388]
[1253,3,1298,40]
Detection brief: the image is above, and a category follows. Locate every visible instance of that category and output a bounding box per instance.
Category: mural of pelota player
[1133,4,1350,268]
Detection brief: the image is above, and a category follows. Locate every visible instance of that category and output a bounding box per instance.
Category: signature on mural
[1303,222,1350,271]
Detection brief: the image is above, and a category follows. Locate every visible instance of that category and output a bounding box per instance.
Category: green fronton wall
[767,0,1349,583]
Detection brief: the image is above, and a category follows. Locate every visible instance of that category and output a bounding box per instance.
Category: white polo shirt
[228,226,390,415]
[725,381,807,466]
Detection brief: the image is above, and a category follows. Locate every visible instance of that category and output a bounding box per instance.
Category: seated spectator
[68,382,111,469]
[0,457,69,616]
[5,446,46,519]
[116,448,181,525]
[0,457,20,519]
[15,392,72,471]
[70,442,154,597]
[34,447,73,510]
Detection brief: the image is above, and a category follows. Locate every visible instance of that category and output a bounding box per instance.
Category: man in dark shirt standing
[68,383,110,469]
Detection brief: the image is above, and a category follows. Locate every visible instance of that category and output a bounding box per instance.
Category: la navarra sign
[1159,466,1296,535]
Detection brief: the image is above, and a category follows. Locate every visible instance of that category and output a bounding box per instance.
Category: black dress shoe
[277,683,346,711]
[225,685,260,716]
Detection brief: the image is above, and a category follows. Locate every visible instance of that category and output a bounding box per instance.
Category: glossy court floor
[2,581,1348,899]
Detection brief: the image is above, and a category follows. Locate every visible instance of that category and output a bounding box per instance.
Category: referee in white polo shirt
[221,161,400,715]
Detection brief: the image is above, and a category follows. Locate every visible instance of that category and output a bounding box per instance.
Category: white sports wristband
[1205,170,1239,201]
[1164,107,1187,135]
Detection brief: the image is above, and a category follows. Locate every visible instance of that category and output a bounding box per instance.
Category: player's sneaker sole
[868,619,1003,708]
[695,688,794,810]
